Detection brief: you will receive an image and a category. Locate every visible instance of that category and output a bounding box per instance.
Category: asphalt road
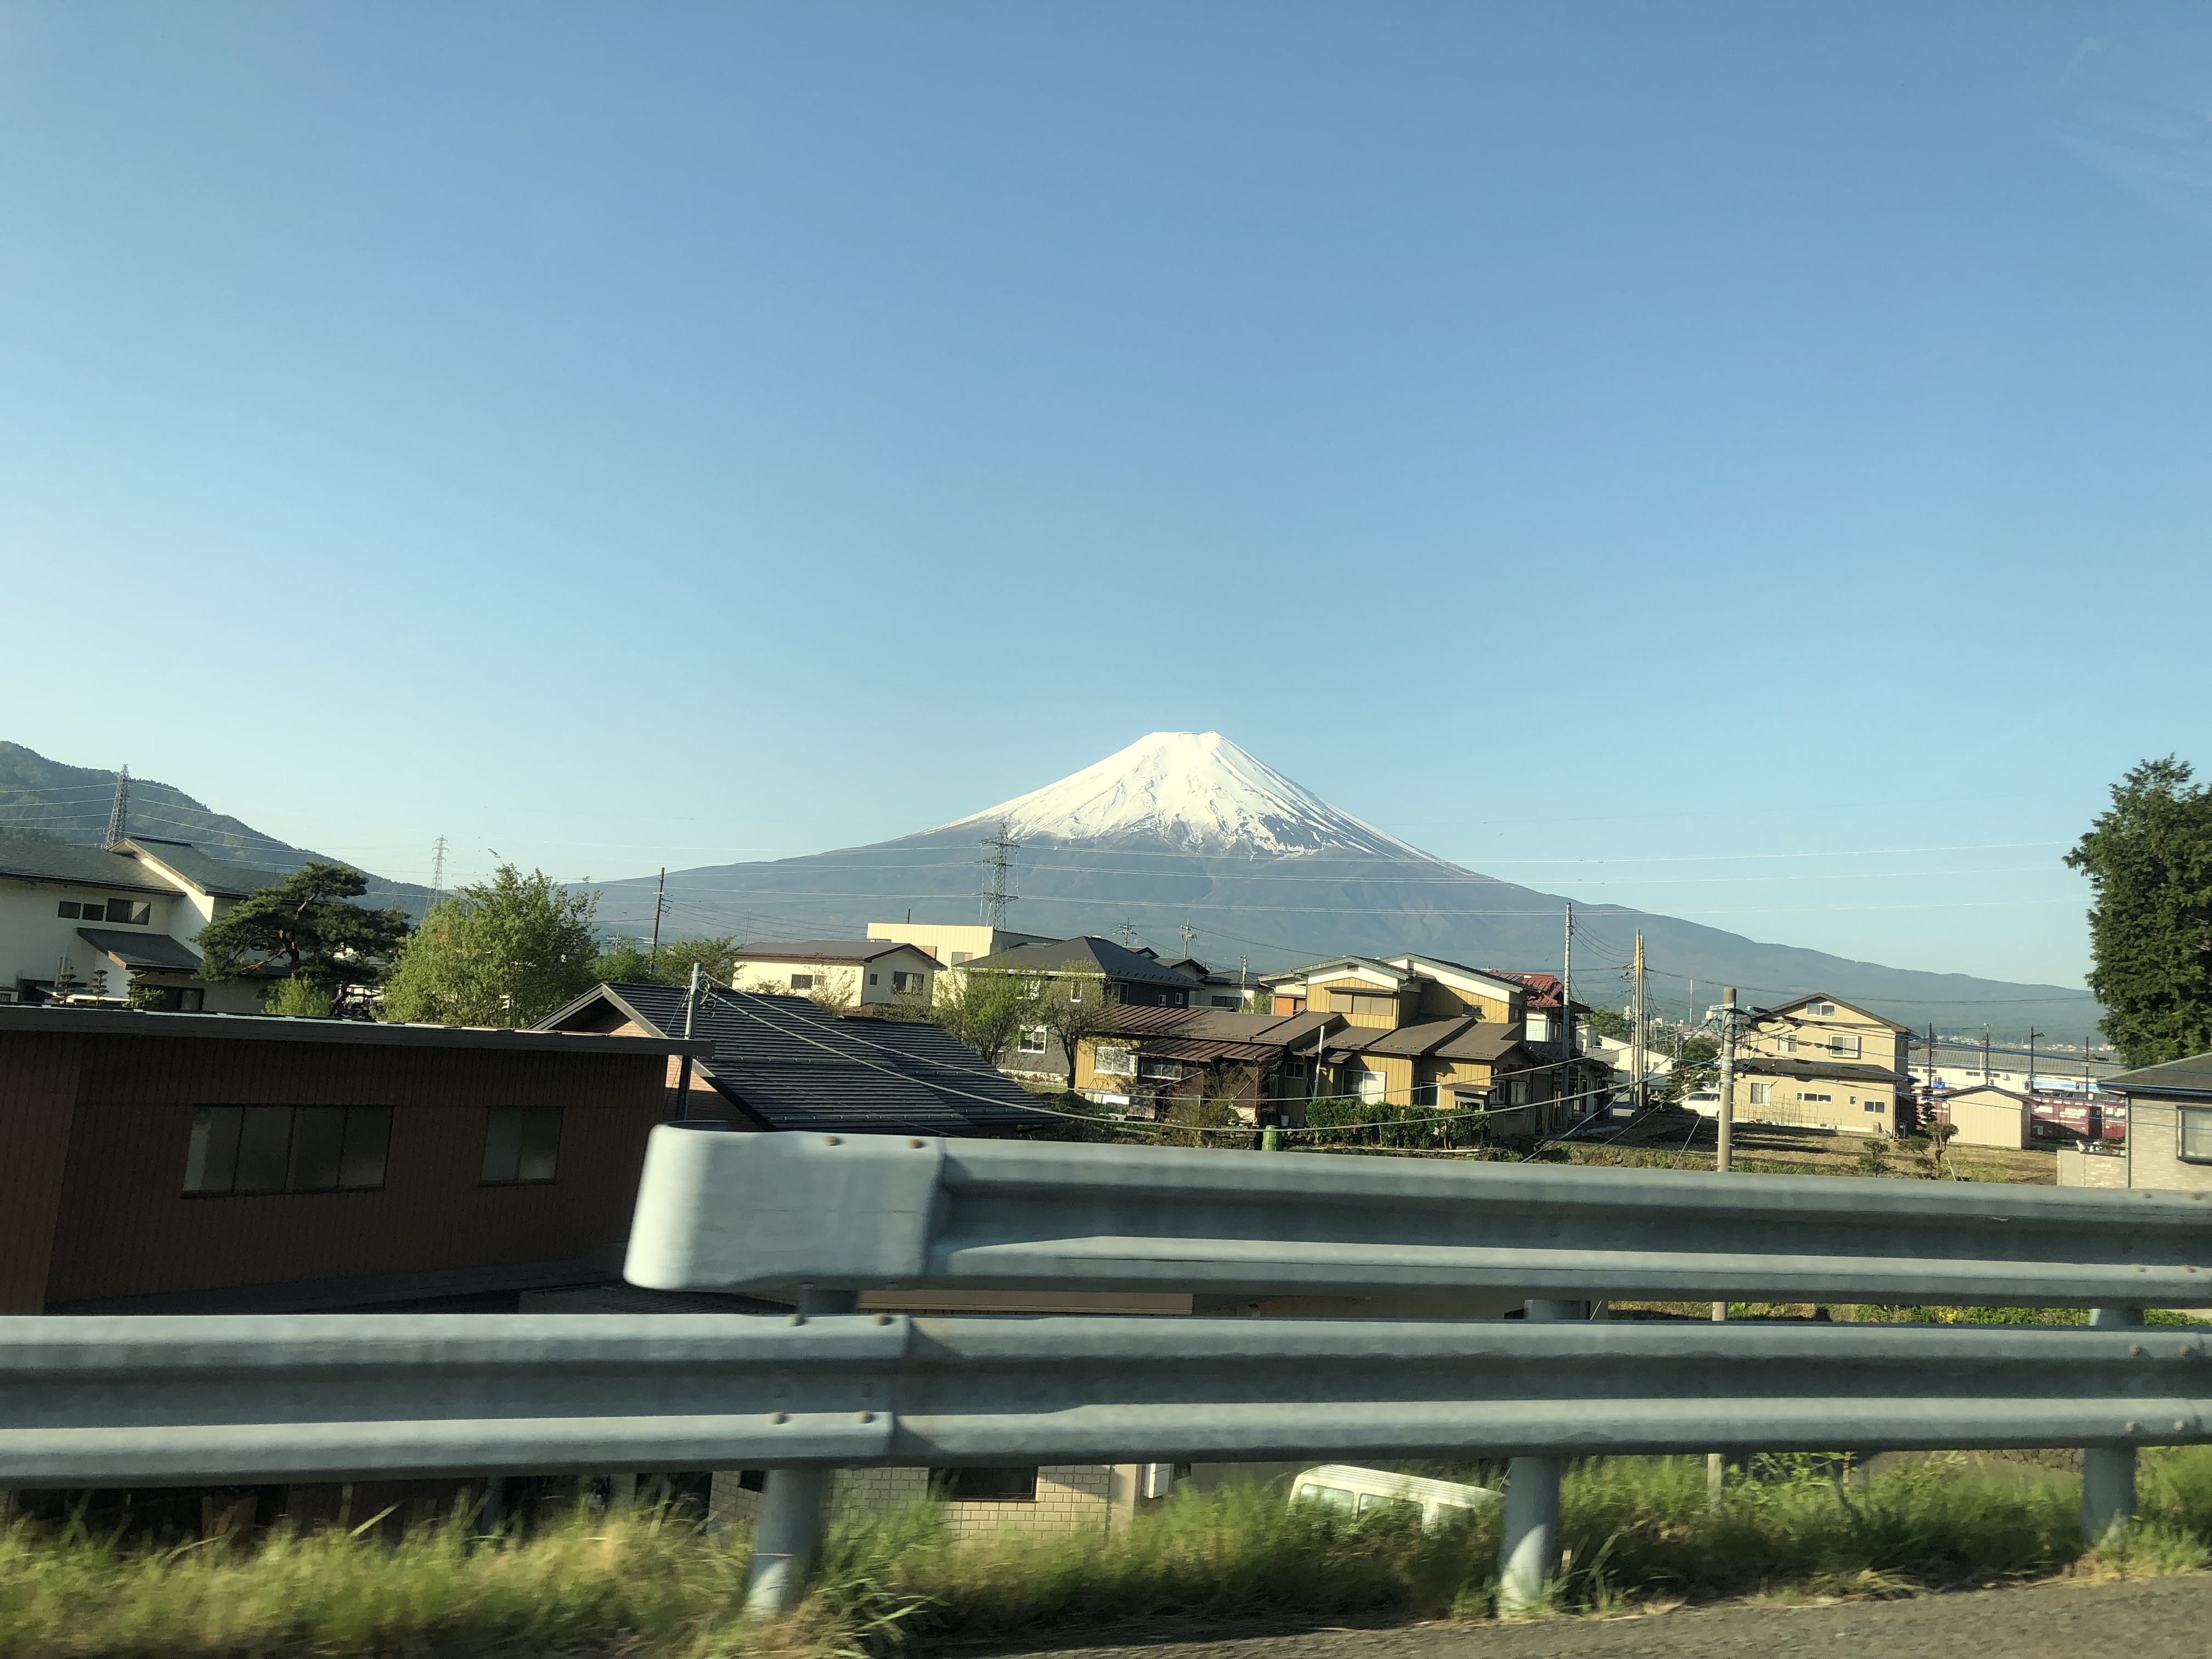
[979,1574,2212,1659]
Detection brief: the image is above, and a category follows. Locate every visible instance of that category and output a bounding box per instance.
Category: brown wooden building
[0,1006,708,1316]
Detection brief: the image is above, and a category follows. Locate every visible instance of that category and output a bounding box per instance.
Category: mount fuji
[603,732,2094,1035]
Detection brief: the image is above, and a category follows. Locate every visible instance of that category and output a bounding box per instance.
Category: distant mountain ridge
[596,732,2098,1041]
[0,742,436,918]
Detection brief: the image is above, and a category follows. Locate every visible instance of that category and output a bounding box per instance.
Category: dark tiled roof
[1433,1024,1525,1063]
[125,838,291,899]
[0,840,174,894]
[76,927,203,972]
[969,936,1207,988]
[1336,1015,1485,1058]
[2102,1053,2212,1098]
[552,983,1045,1135]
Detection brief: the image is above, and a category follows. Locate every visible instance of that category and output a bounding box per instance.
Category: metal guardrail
[3,1312,2207,1490]
[624,1126,2212,1306]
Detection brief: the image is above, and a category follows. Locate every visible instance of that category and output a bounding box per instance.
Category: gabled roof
[732,939,931,966]
[1379,954,1525,1003]
[539,981,1046,1135]
[966,935,1197,988]
[1941,1084,2032,1105]
[1331,1014,1484,1059]
[0,839,174,895]
[1099,1005,1333,1047]
[1269,957,1413,992]
[1757,991,1912,1034]
[2102,1053,2212,1099]
[123,838,291,900]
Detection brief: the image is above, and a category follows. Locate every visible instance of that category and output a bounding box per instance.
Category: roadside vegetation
[8,1450,2212,1658]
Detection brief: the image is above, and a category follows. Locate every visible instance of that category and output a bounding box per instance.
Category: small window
[1798,1092,1833,1104]
[868,973,879,985]
[1018,1026,1048,1054]
[1094,1045,1136,1076]
[106,899,151,925]
[1347,1069,1386,1103]
[1452,1088,1489,1110]
[1139,1057,1186,1081]
[482,1105,563,1184]
[1296,1482,1356,1512]
[1864,1099,1885,1113]
[1750,1082,1770,1105]
[1829,1034,1862,1059]
[2180,1108,2212,1164]
[184,1104,392,1195]
[789,973,815,991]
[891,970,924,993]
[1211,995,1238,1008]
[1776,1033,1797,1054]
[950,951,971,966]
[929,1467,1037,1502]
[56,901,80,918]
[1809,1002,1835,1016]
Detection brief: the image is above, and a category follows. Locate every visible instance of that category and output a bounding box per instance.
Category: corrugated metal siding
[0,1033,83,1313]
[37,1034,667,1307]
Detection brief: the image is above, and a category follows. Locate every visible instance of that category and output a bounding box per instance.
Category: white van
[1288,1464,1498,1527]
[1682,1086,1722,1118]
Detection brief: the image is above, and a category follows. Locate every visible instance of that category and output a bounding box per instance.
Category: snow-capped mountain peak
[935,731,1433,859]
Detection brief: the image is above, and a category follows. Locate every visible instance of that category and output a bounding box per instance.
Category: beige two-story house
[1735,992,1912,1135]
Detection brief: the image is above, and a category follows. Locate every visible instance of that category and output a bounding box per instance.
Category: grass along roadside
[6,1450,2212,1657]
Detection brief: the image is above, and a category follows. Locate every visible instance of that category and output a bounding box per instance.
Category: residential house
[2075,1052,2212,1193]
[538,981,1046,1135]
[864,922,1056,968]
[1259,955,1606,1138]
[966,936,1202,1006]
[1155,957,1267,1011]
[0,837,294,1012]
[1734,993,1912,1135]
[0,1003,707,1317]
[1072,1004,1339,1122]
[727,940,941,1007]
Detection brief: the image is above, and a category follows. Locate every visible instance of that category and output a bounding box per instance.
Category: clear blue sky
[4,2,2207,989]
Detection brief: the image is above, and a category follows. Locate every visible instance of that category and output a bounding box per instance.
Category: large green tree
[380,865,602,1028]
[2066,757,2212,1068]
[195,862,412,1015]
[926,966,1046,1063]
[589,935,741,989]
[1033,970,1119,1091]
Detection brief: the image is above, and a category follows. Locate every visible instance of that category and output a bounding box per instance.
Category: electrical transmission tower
[103,766,131,849]
[978,820,1019,927]
[428,836,449,908]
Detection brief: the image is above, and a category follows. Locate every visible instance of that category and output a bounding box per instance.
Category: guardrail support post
[2082,1305,2142,1545]
[743,1289,860,1620]
[1498,1299,1581,1615]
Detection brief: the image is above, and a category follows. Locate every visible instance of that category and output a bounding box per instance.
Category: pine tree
[2065,757,2212,1068]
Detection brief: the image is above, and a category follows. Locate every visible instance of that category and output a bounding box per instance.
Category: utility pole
[650,868,667,956]
[1560,904,1573,1132]
[1715,986,1737,1175]
[979,820,1019,927]
[103,765,131,850]
[672,962,703,1121]
[1181,923,1197,957]
[2026,1028,2044,1095]
[1630,932,1646,1116]
[1118,917,1137,948]
[428,835,449,909]
[1708,983,1738,1509]
[1982,1026,1991,1085]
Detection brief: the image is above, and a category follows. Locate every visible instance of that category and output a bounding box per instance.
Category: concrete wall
[2113,1101,2212,1193]
[710,1464,1130,1540]
[2056,1147,2128,1189]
